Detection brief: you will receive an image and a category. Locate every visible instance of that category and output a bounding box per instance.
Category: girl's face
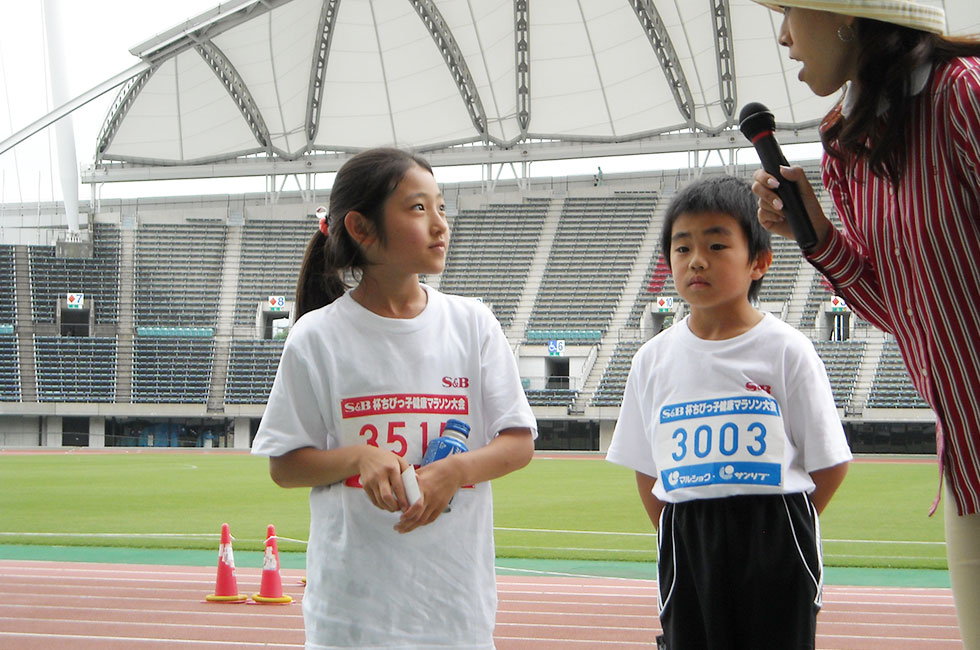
[778,7,859,97]
[367,164,449,277]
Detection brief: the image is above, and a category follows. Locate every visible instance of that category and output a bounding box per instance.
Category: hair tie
[319,216,329,237]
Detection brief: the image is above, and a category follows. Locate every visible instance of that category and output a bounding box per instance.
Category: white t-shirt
[252,284,537,649]
[607,314,851,503]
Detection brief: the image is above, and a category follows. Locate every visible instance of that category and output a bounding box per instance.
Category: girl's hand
[751,165,832,247]
[357,446,409,512]
[394,456,464,534]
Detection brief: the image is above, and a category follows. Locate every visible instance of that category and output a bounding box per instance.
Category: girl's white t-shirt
[607,314,851,503]
[252,285,536,649]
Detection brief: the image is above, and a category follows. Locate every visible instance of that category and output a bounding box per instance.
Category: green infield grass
[0,451,946,569]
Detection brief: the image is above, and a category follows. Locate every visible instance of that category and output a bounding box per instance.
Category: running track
[0,560,962,648]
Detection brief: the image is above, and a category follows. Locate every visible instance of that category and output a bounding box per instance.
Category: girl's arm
[395,427,534,533]
[269,445,410,512]
[635,471,665,530]
[809,461,849,514]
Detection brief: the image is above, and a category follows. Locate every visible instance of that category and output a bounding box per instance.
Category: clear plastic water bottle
[421,419,470,510]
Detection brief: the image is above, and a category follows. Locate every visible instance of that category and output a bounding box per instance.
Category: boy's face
[668,211,769,312]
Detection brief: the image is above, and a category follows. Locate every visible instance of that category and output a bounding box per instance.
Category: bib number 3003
[670,421,767,462]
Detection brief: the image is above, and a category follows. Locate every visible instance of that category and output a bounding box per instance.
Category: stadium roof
[81,0,980,183]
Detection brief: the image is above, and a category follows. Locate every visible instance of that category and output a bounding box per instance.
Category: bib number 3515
[359,420,441,458]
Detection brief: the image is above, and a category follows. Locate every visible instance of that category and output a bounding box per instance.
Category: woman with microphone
[749,1,980,645]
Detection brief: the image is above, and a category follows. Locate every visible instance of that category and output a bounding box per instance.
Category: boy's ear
[751,249,773,280]
[344,211,376,247]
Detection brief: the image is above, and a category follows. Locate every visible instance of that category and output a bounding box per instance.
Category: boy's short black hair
[659,175,772,302]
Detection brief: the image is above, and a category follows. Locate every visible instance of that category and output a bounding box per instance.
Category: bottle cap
[444,419,470,438]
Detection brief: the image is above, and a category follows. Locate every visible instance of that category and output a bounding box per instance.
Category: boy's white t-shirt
[607,313,851,503]
[252,285,536,649]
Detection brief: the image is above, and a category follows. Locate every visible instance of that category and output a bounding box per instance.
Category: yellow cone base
[206,593,248,603]
[252,593,292,604]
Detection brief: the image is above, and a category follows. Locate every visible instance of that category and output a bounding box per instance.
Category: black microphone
[738,102,818,253]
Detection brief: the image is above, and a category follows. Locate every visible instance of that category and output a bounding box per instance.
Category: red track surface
[0,560,962,649]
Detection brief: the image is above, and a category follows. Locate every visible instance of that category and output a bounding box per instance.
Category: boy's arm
[808,461,849,514]
[636,471,666,530]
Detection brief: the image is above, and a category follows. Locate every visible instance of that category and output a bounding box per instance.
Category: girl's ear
[344,211,376,248]
[751,249,773,280]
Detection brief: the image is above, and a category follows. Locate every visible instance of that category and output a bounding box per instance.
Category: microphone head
[738,102,775,140]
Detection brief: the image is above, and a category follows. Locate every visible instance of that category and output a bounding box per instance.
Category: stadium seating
[528,194,656,335]
[225,339,284,404]
[800,273,835,330]
[627,254,677,328]
[812,340,866,409]
[136,326,214,337]
[29,224,120,323]
[591,339,645,407]
[868,339,930,408]
[132,337,214,403]
[235,219,311,325]
[0,334,19,401]
[0,245,16,326]
[524,388,579,408]
[134,220,225,327]
[439,199,549,328]
[758,235,802,303]
[34,336,116,402]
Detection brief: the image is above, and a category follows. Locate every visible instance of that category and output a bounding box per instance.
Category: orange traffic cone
[252,524,292,604]
[205,523,247,603]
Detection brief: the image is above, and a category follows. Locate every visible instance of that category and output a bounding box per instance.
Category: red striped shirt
[811,57,980,516]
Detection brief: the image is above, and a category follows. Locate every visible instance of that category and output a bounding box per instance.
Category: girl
[252,148,536,649]
[749,2,980,645]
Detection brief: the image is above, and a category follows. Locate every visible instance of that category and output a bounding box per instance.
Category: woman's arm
[752,165,833,248]
[269,445,410,512]
[395,427,534,533]
[754,164,896,334]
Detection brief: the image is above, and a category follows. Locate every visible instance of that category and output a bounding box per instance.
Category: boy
[606,175,851,649]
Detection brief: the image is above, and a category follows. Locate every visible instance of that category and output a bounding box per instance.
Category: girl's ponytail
[294,230,350,320]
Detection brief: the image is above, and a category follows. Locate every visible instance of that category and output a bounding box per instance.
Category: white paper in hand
[401,465,422,507]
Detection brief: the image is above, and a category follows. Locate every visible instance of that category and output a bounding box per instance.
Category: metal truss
[630,0,696,126]
[95,67,156,164]
[195,40,272,151]
[516,0,530,134]
[306,0,341,145]
[711,0,737,123]
[410,0,488,139]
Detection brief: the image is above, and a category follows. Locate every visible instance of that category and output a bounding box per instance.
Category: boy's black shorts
[657,492,821,650]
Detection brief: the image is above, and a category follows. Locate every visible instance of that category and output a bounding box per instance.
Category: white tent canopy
[82,0,980,182]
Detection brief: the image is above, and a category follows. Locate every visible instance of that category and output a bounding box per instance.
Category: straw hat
[753,1,947,35]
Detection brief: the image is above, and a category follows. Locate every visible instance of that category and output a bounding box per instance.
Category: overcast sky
[0,0,817,205]
[0,0,243,203]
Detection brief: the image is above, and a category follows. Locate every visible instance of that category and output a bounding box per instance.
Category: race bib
[654,395,786,493]
[339,393,469,487]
